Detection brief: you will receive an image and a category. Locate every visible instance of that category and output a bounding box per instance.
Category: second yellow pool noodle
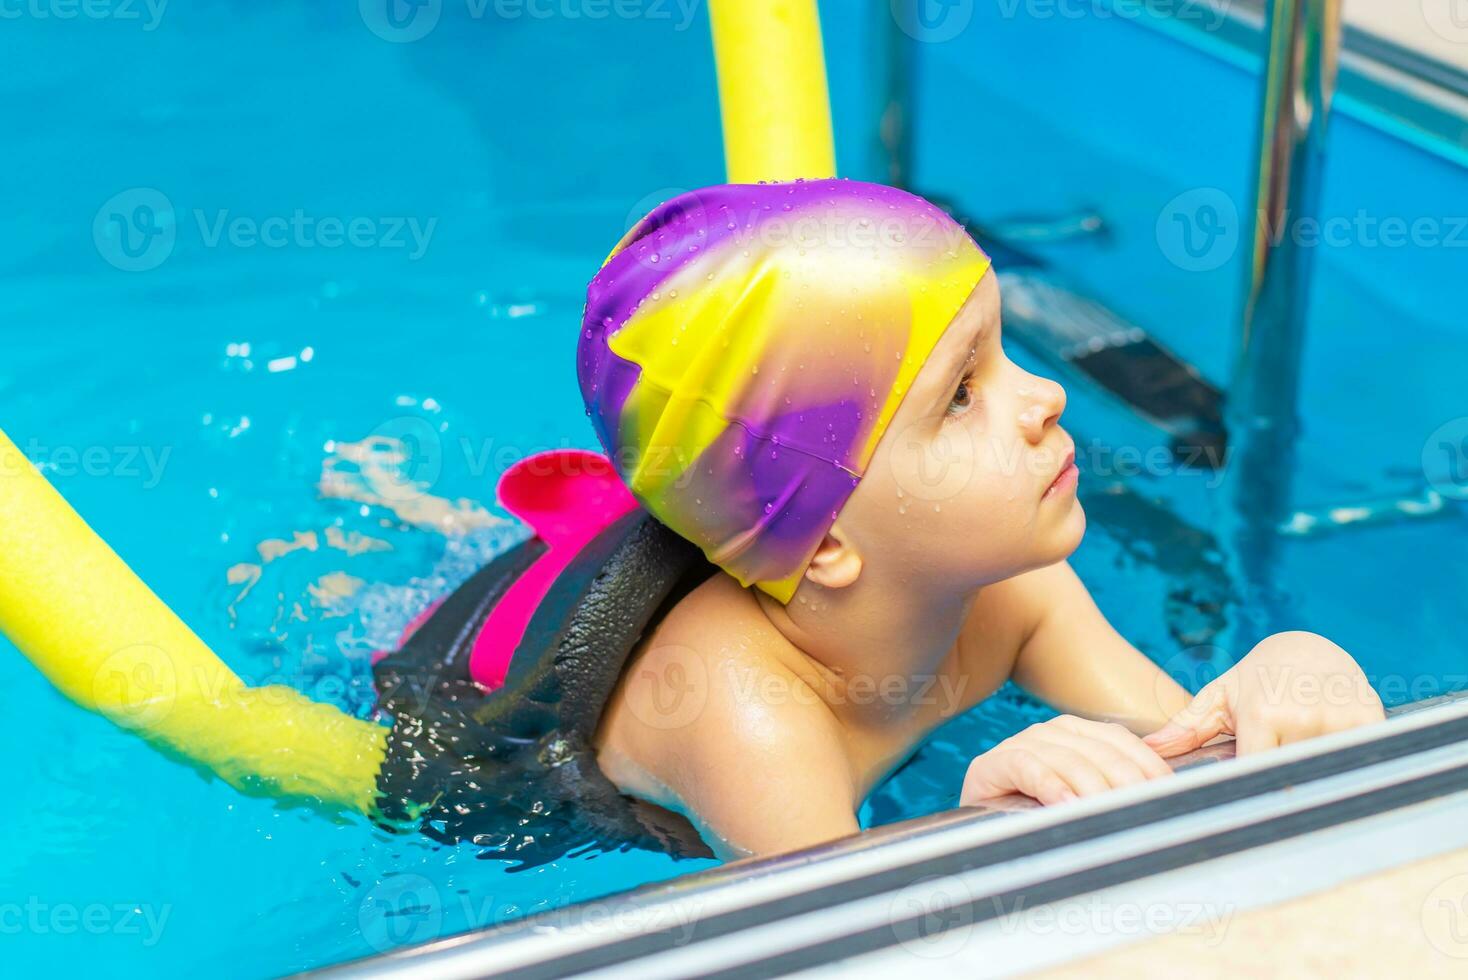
[708,0,837,183]
[0,426,387,814]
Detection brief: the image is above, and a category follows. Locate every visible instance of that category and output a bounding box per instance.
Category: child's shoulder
[612,570,830,729]
[592,572,853,811]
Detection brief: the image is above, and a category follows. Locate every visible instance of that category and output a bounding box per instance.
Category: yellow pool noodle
[0,426,387,814]
[708,0,837,183]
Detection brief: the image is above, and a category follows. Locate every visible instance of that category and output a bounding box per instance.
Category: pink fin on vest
[467,449,639,689]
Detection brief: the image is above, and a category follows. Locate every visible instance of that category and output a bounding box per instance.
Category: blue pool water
[3,3,1465,976]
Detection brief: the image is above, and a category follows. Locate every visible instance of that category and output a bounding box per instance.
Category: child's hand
[1143,631,1385,758]
[960,715,1173,806]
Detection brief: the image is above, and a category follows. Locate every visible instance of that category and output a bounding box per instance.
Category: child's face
[837,272,1084,589]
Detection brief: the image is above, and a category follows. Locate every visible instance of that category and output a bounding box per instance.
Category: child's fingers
[1029,728,1153,789]
[1051,717,1173,780]
[1235,718,1283,756]
[1003,752,1077,806]
[1012,744,1112,798]
[1142,678,1233,758]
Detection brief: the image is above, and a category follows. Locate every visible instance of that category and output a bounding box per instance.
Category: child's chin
[1045,500,1087,559]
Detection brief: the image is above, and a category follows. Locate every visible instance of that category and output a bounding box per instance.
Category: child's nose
[1018,374,1067,443]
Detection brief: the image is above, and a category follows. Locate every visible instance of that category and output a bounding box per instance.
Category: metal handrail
[1224,0,1341,637]
[310,692,1468,979]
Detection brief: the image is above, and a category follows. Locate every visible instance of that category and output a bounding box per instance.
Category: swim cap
[578,179,991,602]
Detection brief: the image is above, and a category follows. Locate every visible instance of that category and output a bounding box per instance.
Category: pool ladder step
[931,196,1228,468]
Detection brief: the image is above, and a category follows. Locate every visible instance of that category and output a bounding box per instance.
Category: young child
[577,179,1384,860]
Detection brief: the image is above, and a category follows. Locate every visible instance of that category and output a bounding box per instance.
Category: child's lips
[1043,445,1078,499]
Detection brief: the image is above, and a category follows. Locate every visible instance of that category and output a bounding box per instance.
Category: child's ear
[804,528,863,590]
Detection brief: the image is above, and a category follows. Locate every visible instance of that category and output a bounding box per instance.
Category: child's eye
[946,375,976,418]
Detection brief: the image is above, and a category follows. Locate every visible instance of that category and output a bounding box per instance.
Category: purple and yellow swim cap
[578,179,991,602]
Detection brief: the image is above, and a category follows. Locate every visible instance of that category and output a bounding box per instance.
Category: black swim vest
[371,510,718,866]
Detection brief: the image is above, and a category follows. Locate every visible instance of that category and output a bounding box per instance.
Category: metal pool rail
[312,691,1468,979]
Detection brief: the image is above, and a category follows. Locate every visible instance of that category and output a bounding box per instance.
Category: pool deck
[1037,842,1468,976]
[1350,1,1468,72]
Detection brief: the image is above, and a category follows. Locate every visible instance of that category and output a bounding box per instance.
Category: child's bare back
[595,567,1022,857]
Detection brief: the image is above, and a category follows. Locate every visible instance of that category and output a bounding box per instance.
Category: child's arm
[1002,561,1385,754]
[1005,561,1193,734]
